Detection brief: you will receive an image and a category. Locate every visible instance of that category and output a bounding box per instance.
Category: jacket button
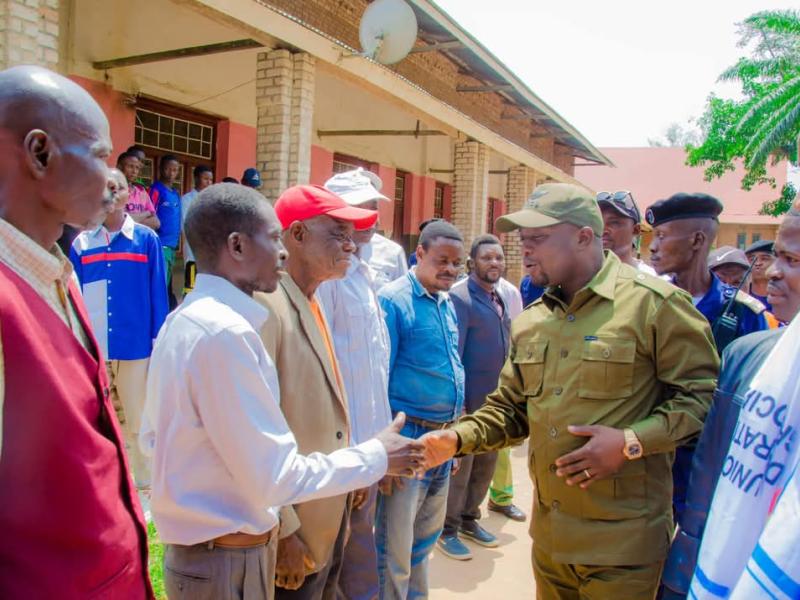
[103,387,110,398]
[549,463,557,473]
[566,314,575,322]
[336,431,343,440]
[549,427,557,438]
[560,349,568,358]
[554,387,563,395]
[602,349,611,358]
[552,500,560,511]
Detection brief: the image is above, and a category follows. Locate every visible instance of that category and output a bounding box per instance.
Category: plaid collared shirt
[0,218,90,348]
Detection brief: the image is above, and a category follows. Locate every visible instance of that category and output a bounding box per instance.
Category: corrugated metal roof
[407,0,611,166]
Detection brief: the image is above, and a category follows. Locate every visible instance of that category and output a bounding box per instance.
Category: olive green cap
[496,183,603,236]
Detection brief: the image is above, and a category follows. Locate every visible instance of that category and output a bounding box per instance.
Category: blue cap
[242,168,262,189]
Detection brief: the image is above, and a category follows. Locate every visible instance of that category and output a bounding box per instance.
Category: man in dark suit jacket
[438,234,512,560]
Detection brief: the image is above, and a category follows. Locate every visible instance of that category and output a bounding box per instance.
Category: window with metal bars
[434,184,444,219]
[135,109,214,159]
[487,198,497,234]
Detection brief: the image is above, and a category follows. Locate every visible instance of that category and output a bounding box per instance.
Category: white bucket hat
[324,167,390,206]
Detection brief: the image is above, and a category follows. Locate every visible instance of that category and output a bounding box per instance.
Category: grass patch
[147,521,166,600]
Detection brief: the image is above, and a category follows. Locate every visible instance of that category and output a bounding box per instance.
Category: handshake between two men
[383,413,631,490]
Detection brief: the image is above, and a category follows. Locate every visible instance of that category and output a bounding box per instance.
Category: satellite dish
[359,0,418,65]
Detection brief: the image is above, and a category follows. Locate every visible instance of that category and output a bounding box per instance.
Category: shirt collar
[90,214,135,241]
[0,217,73,288]
[192,273,270,330]
[542,251,619,310]
[408,270,448,305]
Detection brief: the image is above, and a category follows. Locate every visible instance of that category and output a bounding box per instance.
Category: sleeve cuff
[451,422,479,454]
[354,437,389,479]
[629,415,670,455]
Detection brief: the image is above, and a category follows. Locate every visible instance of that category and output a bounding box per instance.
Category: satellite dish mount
[343,0,418,65]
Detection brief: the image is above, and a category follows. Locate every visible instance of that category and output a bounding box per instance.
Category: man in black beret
[745,239,775,311]
[646,192,772,526]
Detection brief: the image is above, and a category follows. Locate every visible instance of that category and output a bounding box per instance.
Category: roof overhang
[172,0,591,185]
[408,0,612,167]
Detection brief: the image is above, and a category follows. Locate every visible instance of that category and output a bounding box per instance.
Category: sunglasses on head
[597,190,640,219]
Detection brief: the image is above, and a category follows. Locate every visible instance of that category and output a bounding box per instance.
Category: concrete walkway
[429,443,536,599]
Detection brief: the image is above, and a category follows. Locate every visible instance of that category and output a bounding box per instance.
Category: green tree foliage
[686,10,800,215]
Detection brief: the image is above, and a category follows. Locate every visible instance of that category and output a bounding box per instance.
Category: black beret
[645,193,723,227]
[745,239,774,255]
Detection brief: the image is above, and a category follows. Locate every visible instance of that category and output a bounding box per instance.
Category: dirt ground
[429,442,536,599]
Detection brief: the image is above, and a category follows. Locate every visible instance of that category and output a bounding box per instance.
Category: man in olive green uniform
[422,183,719,600]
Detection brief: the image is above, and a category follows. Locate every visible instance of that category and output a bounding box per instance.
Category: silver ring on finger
[583,468,592,480]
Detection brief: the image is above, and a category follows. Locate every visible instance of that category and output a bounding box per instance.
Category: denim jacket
[379,272,465,423]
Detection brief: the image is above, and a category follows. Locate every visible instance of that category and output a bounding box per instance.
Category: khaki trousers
[165,534,278,600]
[106,358,150,488]
[532,544,663,600]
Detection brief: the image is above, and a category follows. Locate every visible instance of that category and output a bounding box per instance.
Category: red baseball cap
[274,185,379,230]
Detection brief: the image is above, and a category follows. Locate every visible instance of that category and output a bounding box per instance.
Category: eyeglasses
[597,190,640,222]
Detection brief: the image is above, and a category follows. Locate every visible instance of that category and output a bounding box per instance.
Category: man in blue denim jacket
[376,220,466,600]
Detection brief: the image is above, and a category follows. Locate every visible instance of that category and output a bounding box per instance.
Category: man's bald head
[0,66,108,141]
[0,66,112,248]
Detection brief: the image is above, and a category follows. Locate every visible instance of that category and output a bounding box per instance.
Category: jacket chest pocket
[513,341,547,396]
[578,337,635,399]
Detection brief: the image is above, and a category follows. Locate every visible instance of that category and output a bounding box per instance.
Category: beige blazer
[255,274,351,571]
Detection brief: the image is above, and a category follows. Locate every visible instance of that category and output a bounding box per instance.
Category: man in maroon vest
[0,66,153,598]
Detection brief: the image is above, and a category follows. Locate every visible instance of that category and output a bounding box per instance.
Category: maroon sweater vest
[0,262,152,599]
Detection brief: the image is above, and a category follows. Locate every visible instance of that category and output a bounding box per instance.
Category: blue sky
[435,0,796,147]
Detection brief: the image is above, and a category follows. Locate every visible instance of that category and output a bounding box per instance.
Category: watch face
[628,444,642,458]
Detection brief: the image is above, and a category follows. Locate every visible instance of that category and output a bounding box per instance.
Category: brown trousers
[533,544,663,600]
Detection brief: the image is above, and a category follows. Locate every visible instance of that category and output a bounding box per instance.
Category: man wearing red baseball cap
[255,185,390,599]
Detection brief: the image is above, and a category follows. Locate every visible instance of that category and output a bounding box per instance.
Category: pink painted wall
[310,145,334,186]
[217,120,256,181]
[404,174,436,235]
[71,75,135,164]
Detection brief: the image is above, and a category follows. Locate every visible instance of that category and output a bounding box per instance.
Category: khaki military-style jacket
[454,253,719,565]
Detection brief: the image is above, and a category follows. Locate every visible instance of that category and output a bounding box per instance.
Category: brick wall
[0,0,59,70]
[261,0,563,166]
[503,165,538,284]
[451,140,489,248]
[256,49,316,201]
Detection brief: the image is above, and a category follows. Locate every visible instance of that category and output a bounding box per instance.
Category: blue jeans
[375,421,451,600]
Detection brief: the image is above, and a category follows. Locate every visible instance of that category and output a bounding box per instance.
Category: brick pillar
[503,165,538,285]
[256,49,315,202]
[451,140,489,248]
[0,0,60,71]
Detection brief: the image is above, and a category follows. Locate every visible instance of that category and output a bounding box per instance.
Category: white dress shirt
[495,277,524,320]
[317,256,392,445]
[180,189,198,262]
[360,233,408,290]
[141,274,387,545]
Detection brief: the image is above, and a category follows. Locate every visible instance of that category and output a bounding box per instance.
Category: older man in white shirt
[315,172,395,600]
[142,183,425,600]
[325,168,407,289]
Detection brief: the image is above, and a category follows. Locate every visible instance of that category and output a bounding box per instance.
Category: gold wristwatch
[623,428,643,460]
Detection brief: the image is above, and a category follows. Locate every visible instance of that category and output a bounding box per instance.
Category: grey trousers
[337,484,379,600]
[443,451,498,536]
[164,533,278,600]
[276,506,350,600]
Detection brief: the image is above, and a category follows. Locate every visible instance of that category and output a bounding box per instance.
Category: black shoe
[488,500,526,522]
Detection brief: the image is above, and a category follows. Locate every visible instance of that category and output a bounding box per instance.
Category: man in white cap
[325,168,407,289]
[314,173,395,599]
